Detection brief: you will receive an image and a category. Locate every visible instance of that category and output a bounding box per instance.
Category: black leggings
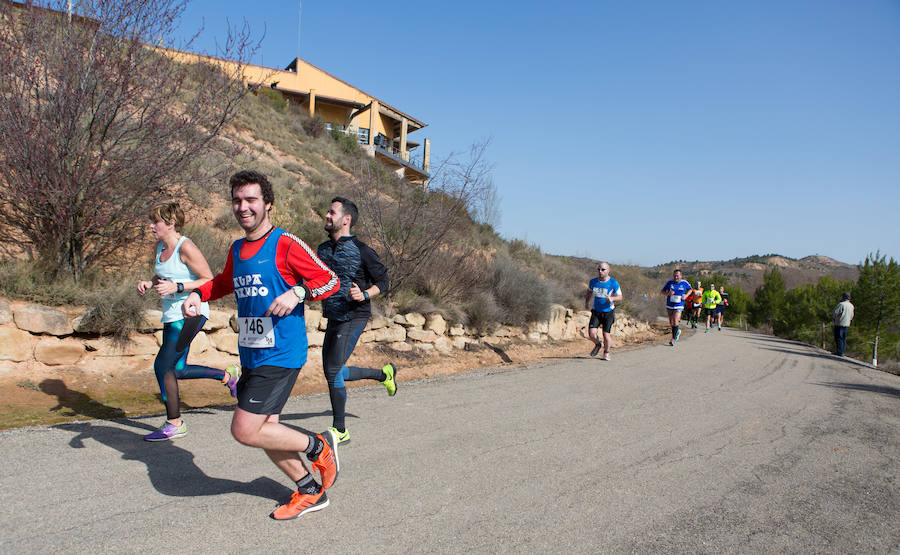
[322,317,385,430]
[154,319,225,420]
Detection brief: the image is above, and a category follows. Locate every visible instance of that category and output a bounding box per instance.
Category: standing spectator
[832,292,854,356]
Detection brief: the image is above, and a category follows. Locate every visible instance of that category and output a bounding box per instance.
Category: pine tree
[853,252,900,365]
[751,267,787,333]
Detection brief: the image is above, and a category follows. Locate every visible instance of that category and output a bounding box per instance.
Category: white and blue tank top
[155,236,210,323]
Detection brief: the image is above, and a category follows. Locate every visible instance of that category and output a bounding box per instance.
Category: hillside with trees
[649,254,858,292]
[1,1,896,373]
[0,0,595,338]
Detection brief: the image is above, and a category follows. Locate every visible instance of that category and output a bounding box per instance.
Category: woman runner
[136,202,239,441]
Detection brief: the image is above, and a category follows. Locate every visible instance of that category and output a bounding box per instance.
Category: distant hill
[648,254,859,292]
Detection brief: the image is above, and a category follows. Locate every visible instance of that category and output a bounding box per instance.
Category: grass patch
[17,380,39,391]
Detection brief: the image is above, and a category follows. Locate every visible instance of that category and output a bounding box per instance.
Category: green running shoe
[328,426,350,445]
[381,363,397,396]
[223,364,241,398]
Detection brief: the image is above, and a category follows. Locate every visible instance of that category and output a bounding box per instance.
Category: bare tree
[350,139,497,293]
[0,0,259,282]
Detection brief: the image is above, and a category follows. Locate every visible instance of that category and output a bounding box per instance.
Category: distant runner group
[584,266,730,358]
[659,269,729,346]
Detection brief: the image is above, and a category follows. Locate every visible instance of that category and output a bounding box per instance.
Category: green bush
[331,128,361,155]
[256,87,288,112]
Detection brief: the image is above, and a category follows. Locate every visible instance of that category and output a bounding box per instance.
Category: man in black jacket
[316,197,396,445]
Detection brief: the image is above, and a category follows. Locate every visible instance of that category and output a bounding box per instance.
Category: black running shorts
[589,309,616,333]
[236,365,301,415]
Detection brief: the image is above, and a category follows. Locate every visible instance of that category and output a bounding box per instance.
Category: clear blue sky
[175,0,900,267]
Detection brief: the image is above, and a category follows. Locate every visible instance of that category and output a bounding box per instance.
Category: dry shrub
[302,116,326,139]
[182,224,232,276]
[489,257,551,326]
[350,142,495,293]
[392,289,438,316]
[465,290,503,333]
[79,283,154,341]
[412,244,491,304]
[0,259,80,305]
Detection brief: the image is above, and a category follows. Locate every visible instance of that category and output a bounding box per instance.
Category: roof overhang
[268,87,366,110]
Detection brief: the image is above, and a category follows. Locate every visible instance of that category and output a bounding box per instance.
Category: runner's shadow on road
[813,382,900,399]
[55,421,291,502]
[278,411,360,436]
[39,379,127,420]
[758,346,874,369]
[744,335,816,347]
[279,409,356,424]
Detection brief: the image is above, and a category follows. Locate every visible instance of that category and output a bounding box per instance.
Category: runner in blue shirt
[584,262,623,361]
[661,268,693,346]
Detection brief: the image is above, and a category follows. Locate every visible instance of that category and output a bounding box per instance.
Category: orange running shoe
[270,489,329,520]
[309,429,340,489]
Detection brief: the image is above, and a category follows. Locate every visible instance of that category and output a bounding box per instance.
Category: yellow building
[3,0,431,183]
[244,57,431,184]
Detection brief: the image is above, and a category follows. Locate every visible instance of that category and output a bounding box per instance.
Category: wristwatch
[177,282,184,293]
[292,285,306,301]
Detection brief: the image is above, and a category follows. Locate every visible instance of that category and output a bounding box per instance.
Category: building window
[374,133,389,148]
[357,127,370,145]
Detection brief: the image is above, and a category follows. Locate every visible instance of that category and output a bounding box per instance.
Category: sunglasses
[597,268,609,272]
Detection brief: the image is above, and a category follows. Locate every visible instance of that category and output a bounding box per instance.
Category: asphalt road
[1,328,898,553]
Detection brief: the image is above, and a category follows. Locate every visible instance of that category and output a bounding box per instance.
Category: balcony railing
[324,124,369,145]
[324,124,427,174]
[374,144,427,173]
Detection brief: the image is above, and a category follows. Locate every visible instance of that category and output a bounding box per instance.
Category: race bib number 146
[238,317,275,348]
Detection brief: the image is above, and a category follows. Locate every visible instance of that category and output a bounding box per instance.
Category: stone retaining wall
[0,298,653,374]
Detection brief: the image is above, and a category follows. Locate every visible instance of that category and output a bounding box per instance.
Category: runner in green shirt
[701,284,722,333]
